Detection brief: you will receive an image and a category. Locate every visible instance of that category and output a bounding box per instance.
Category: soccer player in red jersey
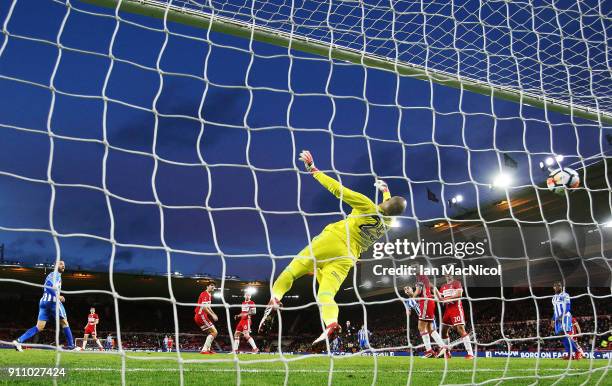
[232,292,259,353]
[167,336,174,352]
[406,274,447,358]
[570,317,584,359]
[434,274,473,359]
[81,307,104,351]
[195,282,218,354]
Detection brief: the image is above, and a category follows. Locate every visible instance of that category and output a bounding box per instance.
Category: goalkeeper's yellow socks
[318,290,339,326]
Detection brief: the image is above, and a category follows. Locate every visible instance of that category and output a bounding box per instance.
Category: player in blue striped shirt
[357,325,371,350]
[330,335,341,353]
[551,281,579,359]
[12,261,75,351]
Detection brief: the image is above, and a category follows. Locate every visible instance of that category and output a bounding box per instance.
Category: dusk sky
[0,0,609,280]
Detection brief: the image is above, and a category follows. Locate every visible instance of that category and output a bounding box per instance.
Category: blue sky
[0,0,609,280]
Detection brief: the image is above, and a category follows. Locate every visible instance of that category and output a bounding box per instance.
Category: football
[546,167,580,194]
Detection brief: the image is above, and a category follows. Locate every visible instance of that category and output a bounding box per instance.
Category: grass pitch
[0,350,609,385]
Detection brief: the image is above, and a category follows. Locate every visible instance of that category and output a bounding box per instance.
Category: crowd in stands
[2,313,610,354]
[1,288,610,354]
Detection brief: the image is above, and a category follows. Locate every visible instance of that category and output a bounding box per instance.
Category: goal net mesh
[0,0,610,384]
[175,0,610,113]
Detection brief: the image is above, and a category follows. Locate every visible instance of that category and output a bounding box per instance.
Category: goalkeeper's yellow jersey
[312,171,392,257]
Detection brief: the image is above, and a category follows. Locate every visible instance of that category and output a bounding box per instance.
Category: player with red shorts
[416,274,435,322]
[434,274,473,359]
[232,292,259,353]
[570,317,584,359]
[79,307,104,351]
[405,273,448,358]
[195,282,219,354]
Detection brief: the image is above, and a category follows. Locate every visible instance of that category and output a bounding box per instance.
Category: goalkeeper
[259,150,407,345]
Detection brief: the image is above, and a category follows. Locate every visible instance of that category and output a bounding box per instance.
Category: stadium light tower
[449,194,463,205]
[539,155,564,171]
[447,194,466,212]
[491,173,513,189]
[245,286,257,295]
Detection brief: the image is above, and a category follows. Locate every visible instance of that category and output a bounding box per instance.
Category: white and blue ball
[546,167,580,195]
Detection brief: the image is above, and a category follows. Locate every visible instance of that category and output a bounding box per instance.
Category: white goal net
[0,0,610,384]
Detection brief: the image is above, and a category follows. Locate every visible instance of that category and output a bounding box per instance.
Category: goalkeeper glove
[299,150,319,173]
[374,179,389,193]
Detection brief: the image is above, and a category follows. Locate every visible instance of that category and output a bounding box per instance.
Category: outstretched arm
[313,172,377,213]
[299,150,377,213]
[374,180,392,202]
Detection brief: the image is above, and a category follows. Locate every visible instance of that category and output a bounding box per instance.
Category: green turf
[0,350,609,385]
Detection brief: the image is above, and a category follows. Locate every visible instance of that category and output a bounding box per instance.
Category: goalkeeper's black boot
[258,297,282,333]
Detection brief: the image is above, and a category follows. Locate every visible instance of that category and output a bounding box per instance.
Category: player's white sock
[421,333,432,351]
[430,331,446,348]
[233,338,240,351]
[82,340,87,349]
[247,337,257,350]
[203,334,214,351]
[96,339,103,349]
[462,334,473,355]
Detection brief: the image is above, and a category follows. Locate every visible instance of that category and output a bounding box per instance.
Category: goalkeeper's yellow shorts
[286,230,357,290]
[271,230,358,325]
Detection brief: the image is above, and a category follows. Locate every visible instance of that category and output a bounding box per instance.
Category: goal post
[80,0,612,125]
